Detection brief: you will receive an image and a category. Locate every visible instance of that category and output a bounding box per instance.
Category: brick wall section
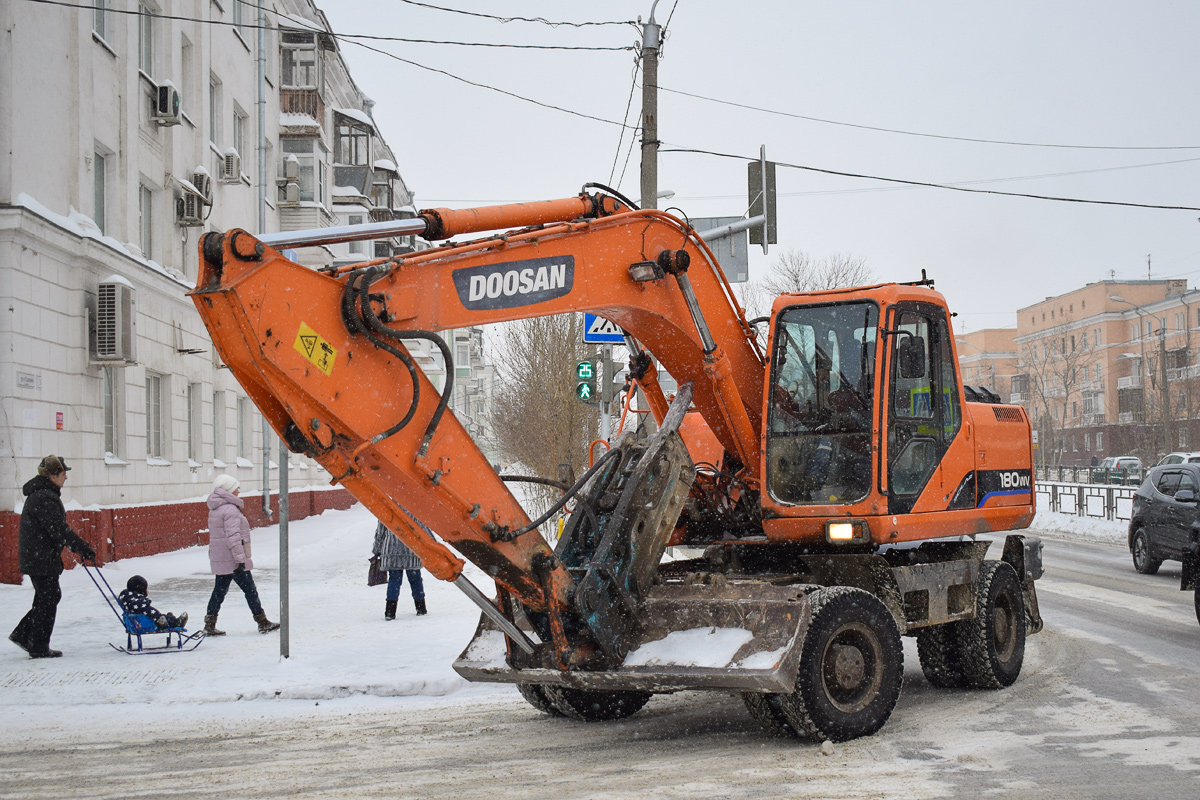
[0,489,356,584]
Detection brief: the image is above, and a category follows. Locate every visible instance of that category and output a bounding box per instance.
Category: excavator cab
[758,284,1033,545]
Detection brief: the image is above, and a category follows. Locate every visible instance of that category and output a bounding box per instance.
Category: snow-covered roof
[280,112,320,129]
[332,185,368,199]
[333,108,374,129]
[279,13,323,32]
[373,158,397,173]
[12,193,189,289]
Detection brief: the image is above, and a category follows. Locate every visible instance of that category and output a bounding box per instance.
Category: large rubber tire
[741,587,903,743]
[516,683,565,717]
[1132,529,1162,575]
[958,561,1026,689]
[915,624,969,689]
[539,686,652,722]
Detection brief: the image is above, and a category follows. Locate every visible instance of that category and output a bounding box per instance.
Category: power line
[609,59,643,185]
[660,146,1200,212]
[27,0,637,130]
[655,84,1200,152]
[28,0,634,51]
[341,37,636,131]
[672,155,1200,202]
[393,0,635,28]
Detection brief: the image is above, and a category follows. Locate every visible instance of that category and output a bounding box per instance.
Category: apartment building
[1010,279,1191,465]
[955,328,1018,398]
[0,1,460,578]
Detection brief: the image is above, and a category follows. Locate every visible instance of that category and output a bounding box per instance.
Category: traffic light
[575,358,598,404]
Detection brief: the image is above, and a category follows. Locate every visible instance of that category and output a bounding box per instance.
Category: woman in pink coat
[202,475,279,636]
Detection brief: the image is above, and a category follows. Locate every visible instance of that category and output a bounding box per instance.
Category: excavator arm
[190,191,764,666]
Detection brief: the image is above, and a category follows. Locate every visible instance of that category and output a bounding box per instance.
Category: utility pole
[639,2,661,212]
[1161,319,1171,453]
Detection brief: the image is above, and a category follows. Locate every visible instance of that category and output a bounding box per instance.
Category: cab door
[884,303,961,515]
[1162,468,1199,558]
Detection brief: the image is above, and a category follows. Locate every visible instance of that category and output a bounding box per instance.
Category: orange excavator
[190,187,1042,742]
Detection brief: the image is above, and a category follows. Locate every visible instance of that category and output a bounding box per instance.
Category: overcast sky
[318,0,1200,333]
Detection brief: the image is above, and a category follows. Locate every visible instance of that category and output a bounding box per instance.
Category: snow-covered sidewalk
[0,500,1129,738]
[0,504,509,734]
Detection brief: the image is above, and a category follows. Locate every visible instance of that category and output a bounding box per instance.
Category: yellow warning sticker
[293,322,337,376]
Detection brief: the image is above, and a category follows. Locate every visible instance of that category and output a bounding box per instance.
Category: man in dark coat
[8,455,96,659]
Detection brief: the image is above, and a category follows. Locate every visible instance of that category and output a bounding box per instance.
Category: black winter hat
[126,575,148,595]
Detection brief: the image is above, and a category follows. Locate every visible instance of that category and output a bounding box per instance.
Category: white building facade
[0,1,460,568]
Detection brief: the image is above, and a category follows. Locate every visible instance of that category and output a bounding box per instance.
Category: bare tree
[741,250,874,320]
[488,314,600,507]
[1019,331,1100,466]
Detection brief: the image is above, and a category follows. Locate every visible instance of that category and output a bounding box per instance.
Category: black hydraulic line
[341,269,423,445]
[500,474,571,491]
[581,181,640,212]
[494,446,624,542]
[356,265,455,456]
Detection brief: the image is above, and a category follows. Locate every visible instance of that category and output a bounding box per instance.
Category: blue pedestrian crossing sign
[583,313,625,343]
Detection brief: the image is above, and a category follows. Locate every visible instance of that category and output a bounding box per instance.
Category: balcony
[281,88,325,125]
[1081,413,1106,426]
[1117,375,1142,390]
[1118,411,1142,424]
[1168,364,1200,382]
[1008,392,1027,404]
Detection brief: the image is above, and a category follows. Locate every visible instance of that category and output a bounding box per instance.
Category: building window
[1085,433,1091,451]
[93,0,107,39]
[232,106,248,171]
[281,30,321,88]
[237,397,252,459]
[139,184,153,259]
[138,3,154,74]
[145,372,163,458]
[280,137,327,203]
[187,382,202,462]
[1096,431,1104,451]
[93,151,106,234]
[1095,327,1102,345]
[103,366,122,457]
[209,75,221,148]
[232,0,246,35]
[1095,363,1102,381]
[335,121,370,166]
[348,214,364,253]
[212,390,225,463]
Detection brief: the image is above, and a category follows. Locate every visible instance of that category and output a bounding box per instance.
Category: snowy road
[3,516,1200,798]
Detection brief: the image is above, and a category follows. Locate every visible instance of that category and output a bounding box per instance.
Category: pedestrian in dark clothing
[8,455,96,659]
[373,521,426,619]
[202,475,279,636]
[117,575,188,630]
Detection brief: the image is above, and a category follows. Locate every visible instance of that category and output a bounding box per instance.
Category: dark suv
[1129,464,1200,574]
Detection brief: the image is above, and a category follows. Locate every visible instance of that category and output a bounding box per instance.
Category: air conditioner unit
[176,193,205,226]
[91,281,138,365]
[152,80,182,126]
[220,148,241,183]
[191,169,213,204]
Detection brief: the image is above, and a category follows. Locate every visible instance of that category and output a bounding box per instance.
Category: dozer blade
[453,582,813,693]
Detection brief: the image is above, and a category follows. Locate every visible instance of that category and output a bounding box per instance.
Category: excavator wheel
[539,686,652,722]
[741,587,903,743]
[915,624,969,689]
[516,684,566,717]
[957,560,1026,689]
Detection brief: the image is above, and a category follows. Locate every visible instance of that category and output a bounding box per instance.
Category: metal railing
[1117,375,1142,390]
[1035,478,1138,522]
[1036,465,1143,486]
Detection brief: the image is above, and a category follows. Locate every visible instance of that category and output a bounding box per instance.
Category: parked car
[1158,452,1200,466]
[1097,456,1143,485]
[1128,464,1200,574]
